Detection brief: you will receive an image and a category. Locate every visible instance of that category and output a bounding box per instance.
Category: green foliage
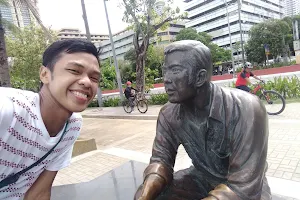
[6,24,57,91]
[229,76,300,99]
[100,60,117,90]
[88,100,99,108]
[102,97,121,107]
[149,93,169,105]
[262,76,300,99]
[120,0,185,92]
[262,61,297,69]
[121,45,164,86]
[176,28,231,64]
[245,18,296,64]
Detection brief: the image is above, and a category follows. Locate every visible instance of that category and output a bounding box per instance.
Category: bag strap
[0,121,69,188]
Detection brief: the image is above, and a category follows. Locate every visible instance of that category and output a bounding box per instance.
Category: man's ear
[195,69,207,87]
[39,66,51,85]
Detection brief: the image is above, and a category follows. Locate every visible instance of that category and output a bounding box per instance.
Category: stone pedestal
[72,138,97,157]
[295,50,300,64]
[51,161,296,200]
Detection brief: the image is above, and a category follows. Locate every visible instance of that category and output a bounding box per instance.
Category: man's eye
[68,69,79,74]
[172,68,181,73]
[91,77,99,83]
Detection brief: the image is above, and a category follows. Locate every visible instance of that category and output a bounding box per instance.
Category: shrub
[230,75,300,99]
[149,93,169,105]
[88,100,99,108]
[103,97,121,107]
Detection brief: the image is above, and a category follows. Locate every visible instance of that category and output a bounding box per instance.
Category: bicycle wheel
[259,90,286,115]
[137,100,148,113]
[122,100,133,113]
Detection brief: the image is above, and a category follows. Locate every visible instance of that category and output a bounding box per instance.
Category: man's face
[41,52,100,112]
[163,51,198,103]
[245,67,251,73]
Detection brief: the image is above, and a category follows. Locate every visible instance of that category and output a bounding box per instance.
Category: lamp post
[238,0,245,63]
[81,0,92,42]
[81,0,103,106]
[223,0,235,77]
[103,0,123,100]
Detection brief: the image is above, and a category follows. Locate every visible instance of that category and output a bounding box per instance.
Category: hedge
[88,76,300,107]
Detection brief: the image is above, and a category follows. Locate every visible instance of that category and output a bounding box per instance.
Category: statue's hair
[164,40,213,80]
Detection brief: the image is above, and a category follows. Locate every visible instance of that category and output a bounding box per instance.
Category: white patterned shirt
[0,87,82,199]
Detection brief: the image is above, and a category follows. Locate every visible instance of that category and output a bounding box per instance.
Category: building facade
[57,28,109,44]
[0,0,37,29]
[184,0,284,61]
[98,21,186,61]
[284,0,300,16]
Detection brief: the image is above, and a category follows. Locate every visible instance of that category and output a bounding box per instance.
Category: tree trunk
[0,18,11,87]
[136,55,145,93]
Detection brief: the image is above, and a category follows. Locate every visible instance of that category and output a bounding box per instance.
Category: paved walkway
[82,102,300,120]
[53,103,300,199]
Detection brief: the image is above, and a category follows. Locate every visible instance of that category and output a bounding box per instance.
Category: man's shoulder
[1,87,38,102]
[159,102,180,117]
[0,88,38,114]
[219,85,265,114]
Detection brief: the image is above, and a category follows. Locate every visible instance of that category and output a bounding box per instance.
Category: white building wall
[99,22,186,61]
[284,0,300,16]
[185,0,284,61]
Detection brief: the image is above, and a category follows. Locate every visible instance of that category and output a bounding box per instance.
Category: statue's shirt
[150,83,269,199]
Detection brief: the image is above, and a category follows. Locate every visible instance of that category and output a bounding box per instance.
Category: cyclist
[235,62,264,92]
[124,81,138,109]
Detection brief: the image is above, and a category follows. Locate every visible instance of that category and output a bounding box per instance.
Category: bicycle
[122,92,148,114]
[252,81,286,115]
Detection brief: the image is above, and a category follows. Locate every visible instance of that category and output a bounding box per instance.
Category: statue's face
[163,51,198,103]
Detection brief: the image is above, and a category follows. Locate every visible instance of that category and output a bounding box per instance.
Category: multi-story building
[98,21,186,61]
[184,0,284,61]
[284,0,300,16]
[154,0,166,15]
[57,28,109,44]
[0,0,37,29]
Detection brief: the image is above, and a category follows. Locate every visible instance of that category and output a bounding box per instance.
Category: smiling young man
[0,39,100,199]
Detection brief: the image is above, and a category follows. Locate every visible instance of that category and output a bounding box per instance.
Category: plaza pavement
[52,102,300,199]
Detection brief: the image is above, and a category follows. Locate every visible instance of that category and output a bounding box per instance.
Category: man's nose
[78,75,92,88]
[164,75,172,84]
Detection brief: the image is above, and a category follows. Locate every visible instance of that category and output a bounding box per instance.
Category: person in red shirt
[235,62,263,92]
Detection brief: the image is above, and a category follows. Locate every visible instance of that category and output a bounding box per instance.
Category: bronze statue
[134,40,271,200]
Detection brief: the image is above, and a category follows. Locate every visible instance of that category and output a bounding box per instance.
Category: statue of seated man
[134,40,271,200]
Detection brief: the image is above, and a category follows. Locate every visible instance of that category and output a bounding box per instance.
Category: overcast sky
[38,0,185,35]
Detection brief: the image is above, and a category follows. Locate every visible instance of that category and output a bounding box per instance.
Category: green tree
[176,28,212,46]
[121,0,185,92]
[122,45,163,85]
[245,19,291,64]
[0,0,51,87]
[176,28,231,63]
[100,60,117,90]
[6,24,57,91]
[175,28,200,41]
[146,44,164,78]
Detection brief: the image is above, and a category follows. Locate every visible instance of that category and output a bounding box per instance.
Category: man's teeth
[72,91,88,99]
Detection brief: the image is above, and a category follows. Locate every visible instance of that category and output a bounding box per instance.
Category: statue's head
[163,40,213,103]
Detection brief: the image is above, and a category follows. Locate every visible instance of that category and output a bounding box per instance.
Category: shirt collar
[208,83,224,123]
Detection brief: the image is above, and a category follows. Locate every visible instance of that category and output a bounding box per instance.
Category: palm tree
[0,0,50,87]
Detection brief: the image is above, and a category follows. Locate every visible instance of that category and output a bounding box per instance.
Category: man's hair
[164,40,213,81]
[42,39,100,71]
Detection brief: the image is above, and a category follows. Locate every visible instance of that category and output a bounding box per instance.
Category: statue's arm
[139,110,180,200]
[203,100,269,200]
